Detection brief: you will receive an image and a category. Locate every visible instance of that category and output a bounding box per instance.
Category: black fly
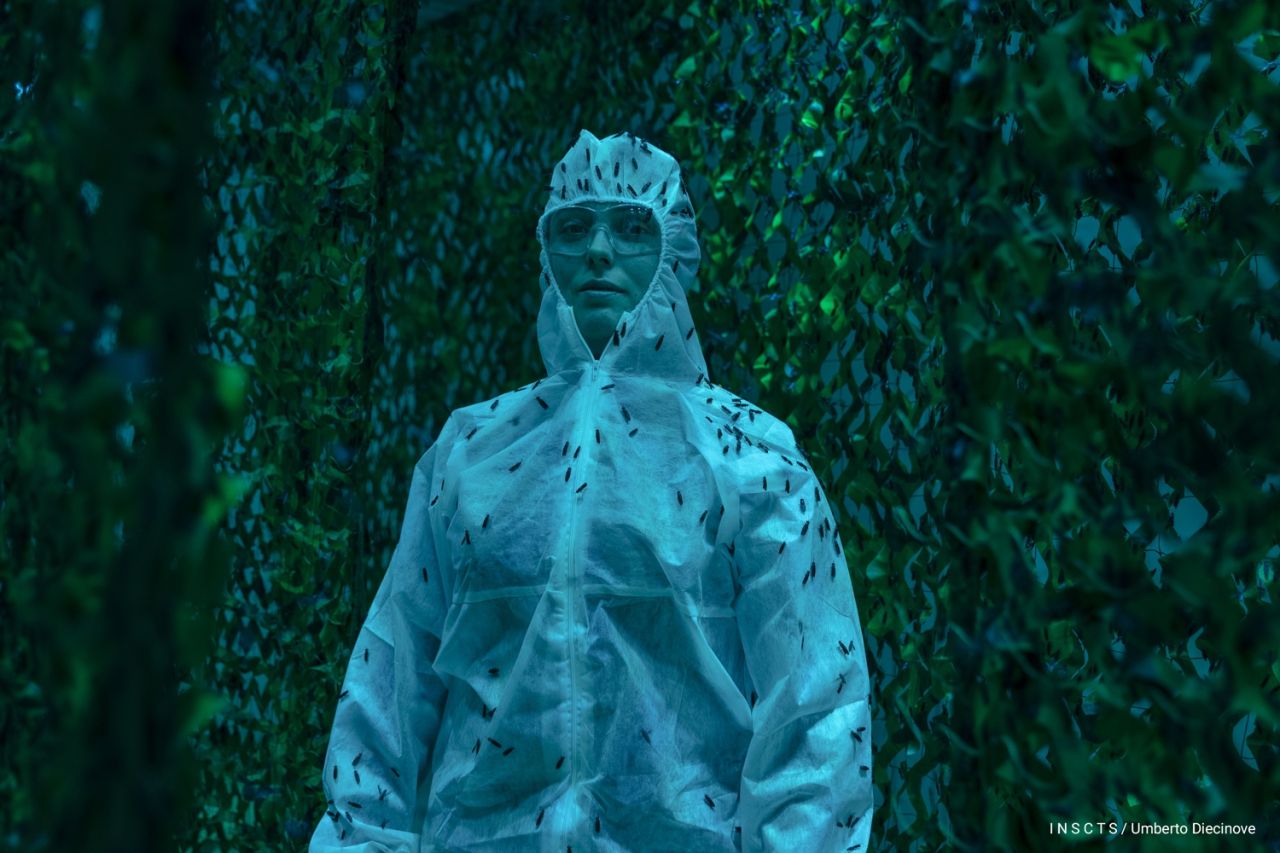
[595,429,601,444]
[677,490,683,506]
[536,396,549,409]
[482,514,490,529]
[621,405,631,423]
[703,794,716,810]
[466,426,478,440]
[655,334,664,351]
[509,461,522,472]
[640,728,651,744]
[576,483,588,493]
[487,737,503,749]
[556,755,565,769]
[536,807,545,828]
[629,428,638,437]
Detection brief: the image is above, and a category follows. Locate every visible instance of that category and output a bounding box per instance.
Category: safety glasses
[545,203,662,257]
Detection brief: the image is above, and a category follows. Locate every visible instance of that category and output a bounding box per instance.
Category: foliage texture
[2,0,1278,851]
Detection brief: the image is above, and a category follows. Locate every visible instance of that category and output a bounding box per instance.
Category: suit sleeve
[309,418,456,852]
[733,444,873,853]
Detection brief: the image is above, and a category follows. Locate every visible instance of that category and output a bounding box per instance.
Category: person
[309,129,873,852]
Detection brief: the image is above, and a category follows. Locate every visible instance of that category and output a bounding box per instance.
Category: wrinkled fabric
[309,130,873,853]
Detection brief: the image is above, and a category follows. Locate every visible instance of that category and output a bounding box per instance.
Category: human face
[547,201,661,360]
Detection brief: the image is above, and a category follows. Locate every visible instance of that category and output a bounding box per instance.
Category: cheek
[549,256,578,294]
[624,256,660,294]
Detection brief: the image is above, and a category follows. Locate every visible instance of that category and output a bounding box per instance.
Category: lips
[581,279,623,294]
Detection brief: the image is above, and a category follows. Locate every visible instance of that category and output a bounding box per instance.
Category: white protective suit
[309,130,873,853]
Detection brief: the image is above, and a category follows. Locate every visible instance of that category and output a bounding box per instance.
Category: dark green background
[2,0,1277,850]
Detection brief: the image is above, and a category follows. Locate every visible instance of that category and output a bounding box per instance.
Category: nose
[585,226,613,267]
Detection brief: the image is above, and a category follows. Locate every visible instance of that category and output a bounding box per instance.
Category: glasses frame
[544,202,663,258]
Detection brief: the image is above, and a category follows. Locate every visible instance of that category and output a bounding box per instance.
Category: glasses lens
[604,205,659,252]
[546,205,659,255]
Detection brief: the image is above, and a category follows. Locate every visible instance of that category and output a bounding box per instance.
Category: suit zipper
[567,358,599,810]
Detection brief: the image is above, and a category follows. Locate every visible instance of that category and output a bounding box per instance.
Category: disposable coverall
[309,130,873,852]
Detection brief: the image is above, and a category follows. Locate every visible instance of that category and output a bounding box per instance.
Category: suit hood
[535,129,709,385]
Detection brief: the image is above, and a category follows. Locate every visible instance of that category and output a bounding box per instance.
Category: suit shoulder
[692,381,800,451]
[453,375,549,418]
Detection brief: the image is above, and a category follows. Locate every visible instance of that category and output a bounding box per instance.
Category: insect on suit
[309,130,873,852]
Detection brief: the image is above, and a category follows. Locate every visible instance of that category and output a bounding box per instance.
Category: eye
[619,213,654,235]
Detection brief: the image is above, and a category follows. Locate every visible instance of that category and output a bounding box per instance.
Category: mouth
[580,279,624,294]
